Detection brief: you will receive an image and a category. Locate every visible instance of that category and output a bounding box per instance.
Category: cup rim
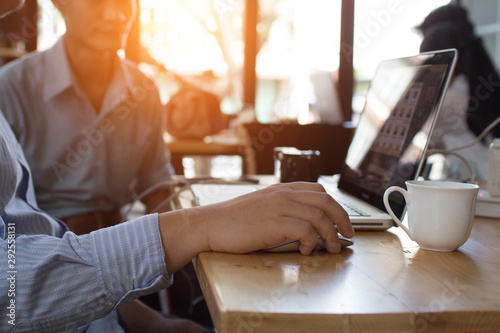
[405,180,479,190]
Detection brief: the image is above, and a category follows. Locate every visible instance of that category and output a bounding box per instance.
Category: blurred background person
[417,3,500,181]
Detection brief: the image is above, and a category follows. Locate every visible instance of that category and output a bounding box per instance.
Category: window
[463,0,500,69]
[139,0,245,113]
[37,0,65,51]
[352,0,451,115]
[37,0,495,125]
[254,0,342,124]
[139,0,343,124]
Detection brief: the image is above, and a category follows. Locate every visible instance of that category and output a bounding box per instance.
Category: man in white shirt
[0,0,173,234]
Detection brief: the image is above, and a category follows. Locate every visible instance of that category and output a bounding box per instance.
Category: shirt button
[105,300,115,308]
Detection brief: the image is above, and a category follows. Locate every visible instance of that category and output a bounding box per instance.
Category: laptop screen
[338,49,457,218]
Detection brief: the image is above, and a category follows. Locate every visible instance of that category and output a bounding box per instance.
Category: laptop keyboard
[338,201,369,216]
[319,176,375,217]
[328,193,370,217]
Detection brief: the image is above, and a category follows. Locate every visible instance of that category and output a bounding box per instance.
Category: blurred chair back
[240,122,354,176]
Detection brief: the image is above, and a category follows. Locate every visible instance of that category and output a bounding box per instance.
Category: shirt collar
[42,38,137,110]
[42,38,73,101]
[100,56,136,113]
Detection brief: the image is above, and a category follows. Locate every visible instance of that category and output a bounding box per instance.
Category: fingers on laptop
[266,182,354,238]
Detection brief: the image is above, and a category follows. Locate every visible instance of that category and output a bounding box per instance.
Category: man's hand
[204,182,353,254]
[159,182,354,274]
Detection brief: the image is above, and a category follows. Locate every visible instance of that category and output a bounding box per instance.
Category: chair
[240,122,354,176]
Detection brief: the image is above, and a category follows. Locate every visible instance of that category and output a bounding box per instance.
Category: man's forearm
[158,207,210,274]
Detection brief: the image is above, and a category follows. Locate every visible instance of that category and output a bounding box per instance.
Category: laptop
[191,49,457,230]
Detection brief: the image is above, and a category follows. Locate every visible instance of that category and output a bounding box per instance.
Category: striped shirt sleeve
[0,214,172,332]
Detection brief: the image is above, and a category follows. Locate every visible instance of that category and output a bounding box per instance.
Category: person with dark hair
[417,3,500,180]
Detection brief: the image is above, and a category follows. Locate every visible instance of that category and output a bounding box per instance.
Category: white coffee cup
[383,180,479,252]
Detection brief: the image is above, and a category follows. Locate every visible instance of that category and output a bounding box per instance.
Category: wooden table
[193,216,500,332]
[166,130,251,176]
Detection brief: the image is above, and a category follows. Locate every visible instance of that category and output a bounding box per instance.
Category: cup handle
[383,186,413,240]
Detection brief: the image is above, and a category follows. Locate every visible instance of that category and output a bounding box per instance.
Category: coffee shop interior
[2,0,500,332]
[1,0,499,179]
